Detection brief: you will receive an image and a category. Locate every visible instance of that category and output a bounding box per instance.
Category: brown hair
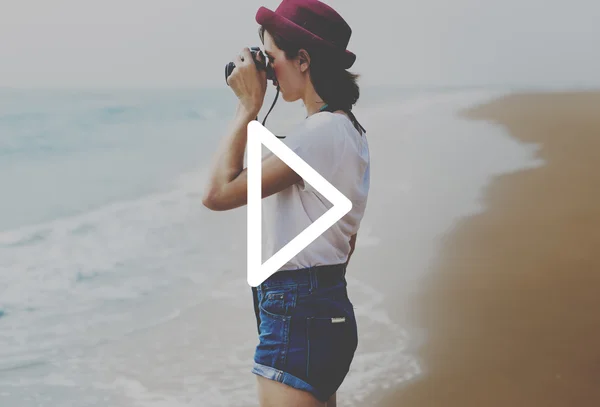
[259,26,360,111]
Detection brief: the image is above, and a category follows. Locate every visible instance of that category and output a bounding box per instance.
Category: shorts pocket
[306,313,358,392]
[259,286,297,319]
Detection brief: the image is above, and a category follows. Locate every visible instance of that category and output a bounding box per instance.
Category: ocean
[0,86,542,406]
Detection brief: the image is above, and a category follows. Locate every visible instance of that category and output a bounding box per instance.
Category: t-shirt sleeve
[283,115,344,193]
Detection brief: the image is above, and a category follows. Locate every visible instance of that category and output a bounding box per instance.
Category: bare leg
[326,392,336,407]
[256,375,326,407]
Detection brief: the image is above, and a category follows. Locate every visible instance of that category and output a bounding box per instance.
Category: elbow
[202,196,215,211]
[202,184,243,211]
[202,189,234,211]
[202,190,223,211]
[202,197,224,211]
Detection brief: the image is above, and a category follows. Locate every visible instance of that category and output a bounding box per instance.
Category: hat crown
[256,0,356,68]
[275,0,352,50]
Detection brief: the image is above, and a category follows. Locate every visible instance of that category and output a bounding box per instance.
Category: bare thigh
[256,376,336,407]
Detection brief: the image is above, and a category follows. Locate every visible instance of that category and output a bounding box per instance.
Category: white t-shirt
[261,111,370,271]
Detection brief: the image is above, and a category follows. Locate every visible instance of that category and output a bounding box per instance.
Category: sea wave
[0,166,212,313]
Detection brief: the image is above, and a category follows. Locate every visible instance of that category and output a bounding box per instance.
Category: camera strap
[319,103,366,136]
[257,85,284,138]
[257,89,367,139]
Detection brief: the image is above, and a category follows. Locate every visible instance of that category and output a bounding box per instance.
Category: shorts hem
[251,362,327,402]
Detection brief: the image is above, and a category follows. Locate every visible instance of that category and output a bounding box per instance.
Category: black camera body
[225,47,275,85]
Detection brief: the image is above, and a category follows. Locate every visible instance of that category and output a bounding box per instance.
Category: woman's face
[262,30,307,102]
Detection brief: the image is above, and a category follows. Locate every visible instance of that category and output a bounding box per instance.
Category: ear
[297,49,311,72]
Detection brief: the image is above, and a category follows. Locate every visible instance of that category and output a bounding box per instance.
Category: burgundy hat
[256,0,356,69]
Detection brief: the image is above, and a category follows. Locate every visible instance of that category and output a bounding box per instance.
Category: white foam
[354,88,510,121]
[337,276,422,404]
[42,373,77,387]
[103,377,192,407]
[0,166,212,312]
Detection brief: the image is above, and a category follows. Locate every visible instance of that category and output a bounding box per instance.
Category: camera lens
[225,62,236,84]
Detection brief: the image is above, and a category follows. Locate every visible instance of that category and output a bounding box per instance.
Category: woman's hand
[227,47,267,119]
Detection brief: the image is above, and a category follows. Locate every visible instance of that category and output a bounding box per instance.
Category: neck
[302,84,326,117]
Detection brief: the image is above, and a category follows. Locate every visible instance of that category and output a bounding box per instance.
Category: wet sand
[378,91,600,407]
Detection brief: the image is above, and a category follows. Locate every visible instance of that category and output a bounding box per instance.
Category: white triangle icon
[247,120,352,287]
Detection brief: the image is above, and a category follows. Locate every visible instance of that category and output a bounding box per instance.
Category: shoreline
[376,90,600,406]
[339,89,537,406]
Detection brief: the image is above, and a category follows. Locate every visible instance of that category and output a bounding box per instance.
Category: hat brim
[256,6,356,69]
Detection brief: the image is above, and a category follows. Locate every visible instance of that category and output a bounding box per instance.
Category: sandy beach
[373,91,600,407]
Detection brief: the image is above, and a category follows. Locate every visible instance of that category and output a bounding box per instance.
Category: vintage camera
[225,46,275,85]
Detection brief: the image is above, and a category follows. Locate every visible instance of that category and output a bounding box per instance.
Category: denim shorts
[251,263,358,402]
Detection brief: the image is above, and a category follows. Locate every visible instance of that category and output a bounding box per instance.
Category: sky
[1,0,599,88]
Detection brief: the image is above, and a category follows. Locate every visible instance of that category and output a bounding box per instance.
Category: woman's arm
[201,104,301,211]
[202,47,301,211]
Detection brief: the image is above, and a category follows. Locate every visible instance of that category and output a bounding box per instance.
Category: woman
[202,0,370,405]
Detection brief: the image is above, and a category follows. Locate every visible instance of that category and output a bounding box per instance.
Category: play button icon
[246,120,352,287]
